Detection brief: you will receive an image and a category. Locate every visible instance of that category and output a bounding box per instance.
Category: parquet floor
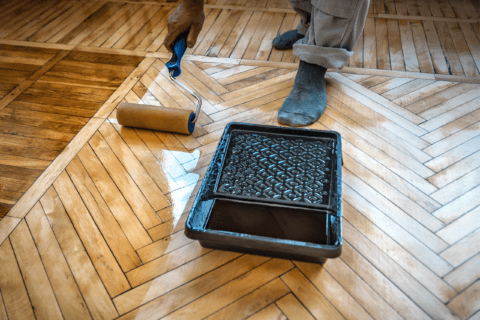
[1,0,480,319]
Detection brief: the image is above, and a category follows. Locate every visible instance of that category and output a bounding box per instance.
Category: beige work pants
[291,0,370,69]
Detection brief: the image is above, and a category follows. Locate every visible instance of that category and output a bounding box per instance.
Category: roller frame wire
[169,69,202,124]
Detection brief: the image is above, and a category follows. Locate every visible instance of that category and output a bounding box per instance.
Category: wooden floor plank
[9,219,63,320]
[98,122,170,211]
[53,171,130,298]
[0,238,36,320]
[77,144,153,249]
[117,254,270,319]
[25,202,92,320]
[39,186,118,320]
[65,157,142,272]
[281,268,343,320]
[444,252,480,292]
[204,278,289,320]
[343,219,458,320]
[447,281,480,319]
[246,303,286,320]
[161,259,293,320]
[275,293,315,320]
[88,131,162,228]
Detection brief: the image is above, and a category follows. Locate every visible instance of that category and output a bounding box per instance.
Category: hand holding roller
[117,31,202,135]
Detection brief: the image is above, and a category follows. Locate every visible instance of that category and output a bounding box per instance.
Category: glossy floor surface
[1,0,480,319]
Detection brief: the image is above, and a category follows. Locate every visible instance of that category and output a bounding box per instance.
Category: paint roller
[117,31,202,135]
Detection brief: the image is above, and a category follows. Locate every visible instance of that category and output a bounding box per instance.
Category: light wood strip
[230,11,264,59]
[25,202,92,320]
[275,293,315,320]
[9,220,63,320]
[204,278,289,320]
[246,303,286,320]
[430,167,480,205]
[437,205,480,245]
[328,73,427,129]
[0,289,7,320]
[53,171,131,297]
[295,261,375,320]
[447,281,480,319]
[65,157,142,272]
[321,107,434,179]
[342,219,458,320]
[325,85,431,162]
[162,259,294,320]
[89,131,161,228]
[363,17,377,69]
[126,241,209,287]
[0,216,20,247]
[0,238,36,320]
[444,253,480,292]
[195,9,234,56]
[405,83,479,114]
[114,250,243,314]
[48,2,106,44]
[343,168,448,253]
[320,251,404,320]
[421,103,480,144]
[419,91,480,127]
[27,2,90,42]
[343,153,442,228]
[99,121,170,210]
[428,149,480,189]
[136,231,193,263]
[447,21,479,76]
[425,135,480,172]
[340,240,431,320]
[40,186,118,320]
[423,20,450,74]
[343,200,454,299]
[281,268,343,320]
[117,255,272,319]
[342,183,450,275]
[433,184,480,225]
[109,123,184,194]
[411,20,435,73]
[77,144,152,249]
[207,10,244,57]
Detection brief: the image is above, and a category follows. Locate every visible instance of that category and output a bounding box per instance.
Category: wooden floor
[1,0,480,319]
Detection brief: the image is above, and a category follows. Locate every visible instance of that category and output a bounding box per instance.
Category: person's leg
[278,0,370,127]
[272,0,311,50]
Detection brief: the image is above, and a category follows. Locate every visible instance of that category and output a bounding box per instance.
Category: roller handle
[165,30,189,77]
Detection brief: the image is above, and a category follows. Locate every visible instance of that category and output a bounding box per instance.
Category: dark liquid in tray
[206,200,329,244]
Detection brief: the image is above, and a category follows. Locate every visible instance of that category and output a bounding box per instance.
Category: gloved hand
[163,0,205,53]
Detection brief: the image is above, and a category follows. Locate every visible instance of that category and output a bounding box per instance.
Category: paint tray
[185,123,342,263]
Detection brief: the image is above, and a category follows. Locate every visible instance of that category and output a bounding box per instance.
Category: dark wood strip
[8,101,97,117]
[0,164,42,182]
[0,112,84,134]
[0,203,14,219]
[16,94,103,110]
[64,51,144,67]
[58,2,125,45]
[0,144,59,161]
[0,121,75,142]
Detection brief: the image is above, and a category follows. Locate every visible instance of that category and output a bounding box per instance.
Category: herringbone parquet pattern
[0,59,479,320]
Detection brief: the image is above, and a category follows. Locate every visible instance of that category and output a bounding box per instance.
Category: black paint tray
[185,123,342,263]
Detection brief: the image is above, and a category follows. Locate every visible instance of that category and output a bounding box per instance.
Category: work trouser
[290,0,370,69]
